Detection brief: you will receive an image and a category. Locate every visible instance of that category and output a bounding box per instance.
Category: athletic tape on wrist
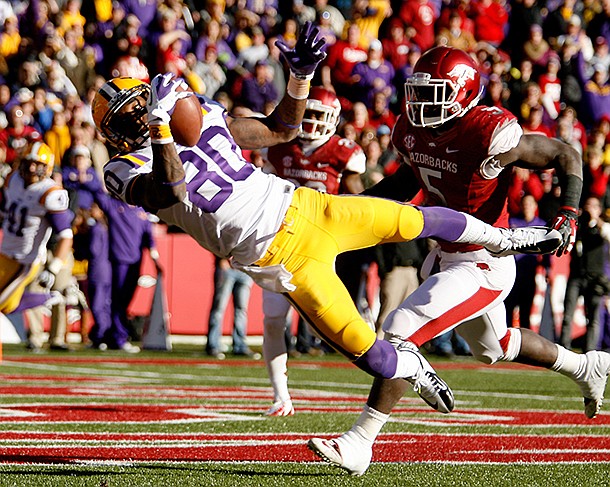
[287,73,311,100]
[149,124,174,144]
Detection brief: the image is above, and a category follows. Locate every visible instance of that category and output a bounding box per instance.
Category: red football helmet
[405,46,482,128]
[299,86,341,141]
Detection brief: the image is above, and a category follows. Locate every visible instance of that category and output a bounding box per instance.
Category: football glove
[275,21,327,79]
[147,73,192,125]
[38,269,56,290]
[549,206,578,256]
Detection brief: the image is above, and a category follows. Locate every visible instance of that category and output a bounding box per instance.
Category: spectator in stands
[471,0,509,48]
[539,52,563,120]
[367,92,396,130]
[348,0,391,49]
[241,59,279,115]
[237,25,270,73]
[321,22,367,99]
[194,18,238,72]
[524,24,552,74]
[350,39,395,108]
[399,0,438,52]
[381,17,412,72]
[0,103,41,167]
[583,146,610,202]
[436,9,477,52]
[503,0,544,63]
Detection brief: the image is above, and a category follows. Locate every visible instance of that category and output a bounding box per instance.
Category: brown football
[170,88,202,146]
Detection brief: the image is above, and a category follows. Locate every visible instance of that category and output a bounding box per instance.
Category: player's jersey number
[418,167,447,205]
[182,128,254,213]
[4,202,28,237]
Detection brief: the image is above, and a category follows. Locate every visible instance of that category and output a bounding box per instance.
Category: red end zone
[1,431,610,465]
[1,384,610,465]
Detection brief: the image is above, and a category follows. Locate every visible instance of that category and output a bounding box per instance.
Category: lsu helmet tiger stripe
[92,77,151,152]
[20,141,55,180]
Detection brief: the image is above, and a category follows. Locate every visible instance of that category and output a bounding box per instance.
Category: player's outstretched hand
[147,73,192,125]
[549,206,578,256]
[275,21,327,79]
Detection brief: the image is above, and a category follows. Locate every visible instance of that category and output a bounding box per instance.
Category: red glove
[549,206,578,256]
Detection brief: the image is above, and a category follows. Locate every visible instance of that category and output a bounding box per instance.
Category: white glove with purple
[146,73,192,126]
[275,21,327,80]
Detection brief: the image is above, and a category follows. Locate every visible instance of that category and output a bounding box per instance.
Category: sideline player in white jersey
[92,25,561,416]
[263,87,366,416]
[0,141,73,314]
[308,46,610,477]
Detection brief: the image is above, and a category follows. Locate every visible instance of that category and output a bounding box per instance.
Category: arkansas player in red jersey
[262,87,366,416]
[309,47,610,476]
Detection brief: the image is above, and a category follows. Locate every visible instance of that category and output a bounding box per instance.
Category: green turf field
[0,343,609,486]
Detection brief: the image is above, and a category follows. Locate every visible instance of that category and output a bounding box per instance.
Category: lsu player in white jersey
[92,23,561,416]
[0,141,73,315]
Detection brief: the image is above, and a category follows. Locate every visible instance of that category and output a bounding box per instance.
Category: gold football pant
[255,187,424,361]
[0,253,41,314]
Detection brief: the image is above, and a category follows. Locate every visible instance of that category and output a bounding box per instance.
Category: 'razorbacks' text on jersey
[392,105,522,252]
[267,136,365,194]
[103,95,295,266]
[0,172,70,264]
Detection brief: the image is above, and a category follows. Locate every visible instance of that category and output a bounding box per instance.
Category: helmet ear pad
[405,46,482,128]
[92,78,151,152]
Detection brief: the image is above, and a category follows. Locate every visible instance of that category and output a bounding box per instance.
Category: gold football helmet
[21,141,55,179]
[92,77,151,152]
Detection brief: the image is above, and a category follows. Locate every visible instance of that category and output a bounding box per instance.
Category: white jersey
[103,96,295,266]
[1,172,70,265]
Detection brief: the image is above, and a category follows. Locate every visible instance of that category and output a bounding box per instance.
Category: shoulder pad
[41,187,70,212]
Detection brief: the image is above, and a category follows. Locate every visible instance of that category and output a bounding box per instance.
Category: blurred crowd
[1,0,610,352]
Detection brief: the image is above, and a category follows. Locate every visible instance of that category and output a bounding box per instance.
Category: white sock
[392,345,422,379]
[455,213,503,247]
[341,404,389,445]
[551,344,586,379]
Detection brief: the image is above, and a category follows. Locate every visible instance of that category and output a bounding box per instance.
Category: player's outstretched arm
[130,74,189,210]
[496,134,583,256]
[228,21,327,149]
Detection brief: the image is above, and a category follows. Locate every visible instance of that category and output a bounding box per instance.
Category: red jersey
[392,105,520,252]
[324,40,368,87]
[267,135,365,194]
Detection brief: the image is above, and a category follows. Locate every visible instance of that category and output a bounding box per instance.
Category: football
[170,88,203,146]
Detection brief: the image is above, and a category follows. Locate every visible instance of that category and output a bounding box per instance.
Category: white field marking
[1,361,373,391]
[0,439,308,448]
[0,408,44,418]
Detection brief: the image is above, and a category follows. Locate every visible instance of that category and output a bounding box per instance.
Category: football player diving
[92,25,561,424]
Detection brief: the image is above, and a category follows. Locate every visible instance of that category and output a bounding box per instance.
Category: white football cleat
[574,350,610,419]
[398,342,455,413]
[265,399,295,417]
[120,342,141,354]
[308,437,372,476]
[487,226,562,257]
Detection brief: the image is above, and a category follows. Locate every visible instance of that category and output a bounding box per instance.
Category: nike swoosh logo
[446,148,459,154]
